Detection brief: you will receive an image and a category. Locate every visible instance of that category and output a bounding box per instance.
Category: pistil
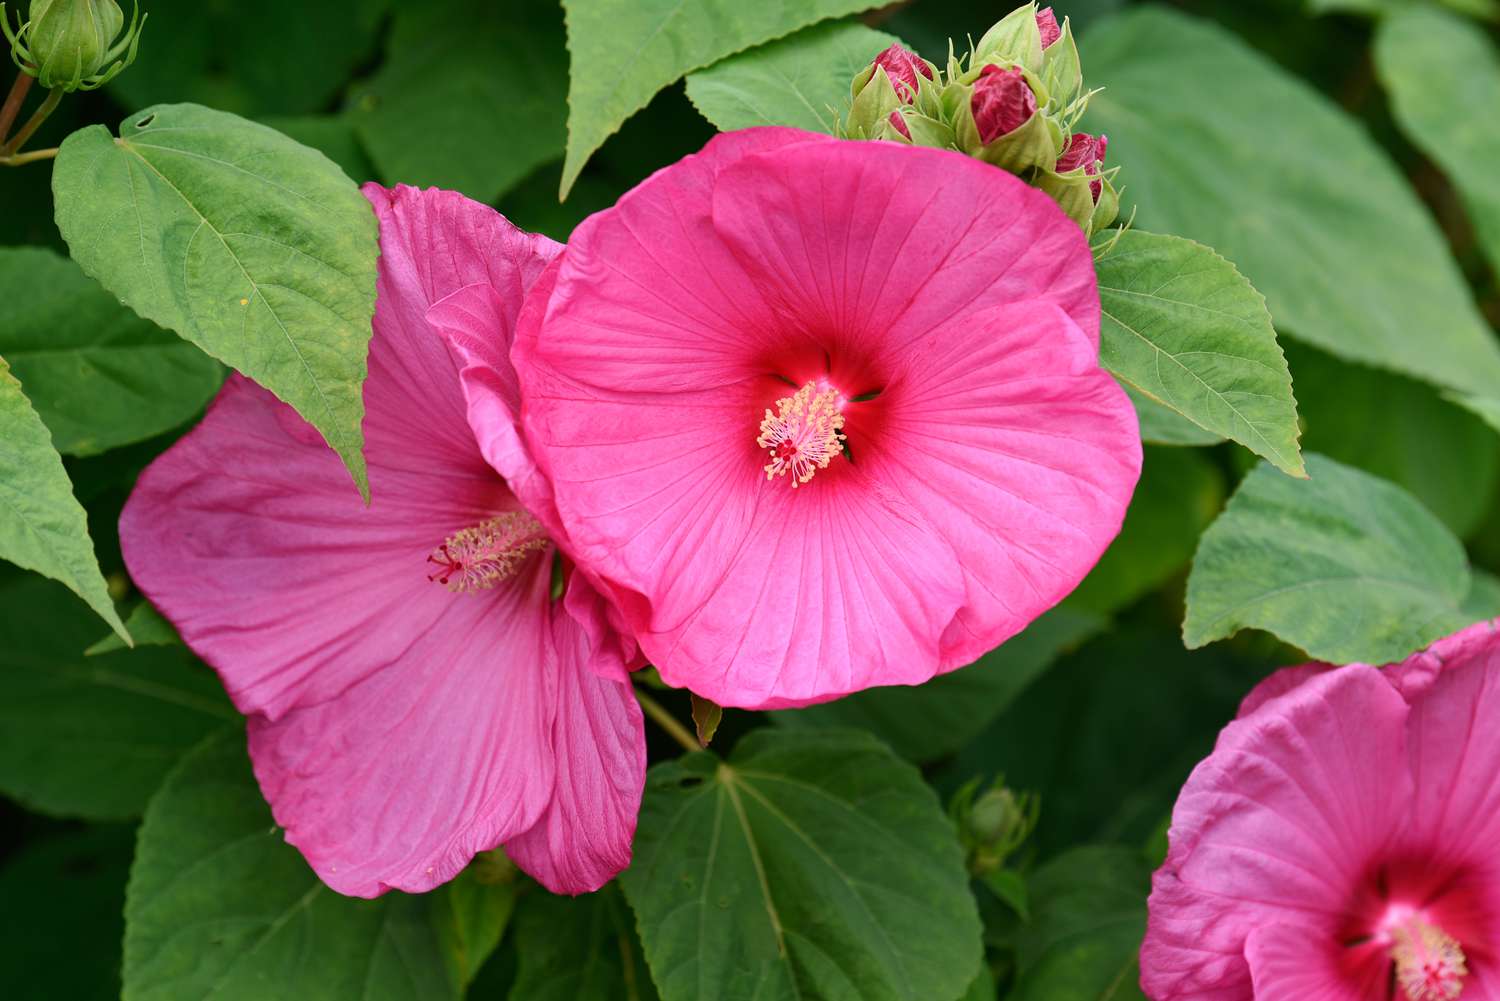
[757,381,846,487]
[428,511,548,592]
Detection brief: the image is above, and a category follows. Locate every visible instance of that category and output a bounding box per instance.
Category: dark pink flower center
[427,511,548,592]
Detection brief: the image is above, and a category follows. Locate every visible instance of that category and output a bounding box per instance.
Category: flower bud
[887,109,910,140]
[1057,131,1108,199]
[869,42,933,103]
[2,0,144,91]
[844,64,902,140]
[973,3,1045,75]
[1036,7,1061,49]
[1037,132,1118,233]
[970,64,1036,144]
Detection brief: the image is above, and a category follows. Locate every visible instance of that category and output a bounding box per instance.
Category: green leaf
[773,607,1104,762]
[1463,570,1500,621]
[86,601,182,656]
[1287,342,1499,538]
[107,0,389,117]
[1308,0,1500,19]
[1376,6,1500,278]
[0,576,232,819]
[52,103,379,498]
[0,826,136,1001]
[1069,446,1226,615]
[691,693,724,748]
[0,360,126,640]
[507,884,659,1001]
[0,247,222,456]
[620,729,983,1001]
[1005,847,1149,1001]
[560,0,882,196]
[1083,8,1500,399]
[349,0,568,204]
[259,115,379,184]
[124,729,470,1001]
[1450,392,1500,437]
[1094,231,1302,476]
[685,21,897,133]
[1128,385,1225,447]
[1184,453,1476,664]
[433,857,521,990]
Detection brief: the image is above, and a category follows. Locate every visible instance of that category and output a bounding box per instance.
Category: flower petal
[502,577,646,893]
[1142,666,1413,1001]
[860,298,1140,670]
[1244,922,1370,1001]
[247,555,560,897]
[709,137,1100,352]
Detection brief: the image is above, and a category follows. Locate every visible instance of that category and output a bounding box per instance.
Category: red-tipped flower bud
[1057,131,1108,201]
[870,42,933,102]
[887,109,911,140]
[1036,7,1061,49]
[970,64,1037,144]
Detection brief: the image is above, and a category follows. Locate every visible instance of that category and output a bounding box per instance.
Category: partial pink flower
[1037,7,1062,49]
[507,128,1141,709]
[1142,618,1500,1001]
[119,185,646,898]
[1057,131,1108,201]
[871,42,933,102]
[972,64,1038,143]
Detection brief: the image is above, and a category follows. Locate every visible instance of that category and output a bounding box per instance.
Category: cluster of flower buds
[844,3,1119,235]
[2,0,144,92]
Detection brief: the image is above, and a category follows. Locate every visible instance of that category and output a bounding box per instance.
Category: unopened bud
[869,43,934,103]
[971,64,1036,143]
[1036,7,1061,49]
[2,0,144,91]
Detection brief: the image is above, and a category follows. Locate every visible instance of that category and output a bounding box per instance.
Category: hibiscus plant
[1,1,1499,1000]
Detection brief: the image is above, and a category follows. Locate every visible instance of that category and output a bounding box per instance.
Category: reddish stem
[0,71,33,147]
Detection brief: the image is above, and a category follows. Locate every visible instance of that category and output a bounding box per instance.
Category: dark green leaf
[86,601,182,655]
[0,247,222,456]
[349,0,568,203]
[123,729,468,1001]
[1005,846,1149,1001]
[434,856,521,990]
[1094,230,1301,475]
[0,826,135,1001]
[53,104,379,497]
[1287,342,1499,538]
[1376,5,1500,278]
[0,576,232,819]
[685,21,897,133]
[0,360,126,640]
[1184,454,1476,664]
[507,884,659,1001]
[560,0,882,195]
[1083,8,1500,399]
[1069,446,1225,615]
[620,728,982,1001]
[773,607,1104,762]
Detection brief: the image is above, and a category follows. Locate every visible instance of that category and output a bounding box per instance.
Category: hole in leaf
[135,114,155,128]
[676,775,705,789]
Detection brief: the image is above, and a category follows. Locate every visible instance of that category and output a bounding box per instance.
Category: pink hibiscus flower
[119,185,646,898]
[506,128,1141,709]
[1142,618,1500,1001]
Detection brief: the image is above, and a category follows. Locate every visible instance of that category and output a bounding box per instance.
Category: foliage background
[2,0,1499,998]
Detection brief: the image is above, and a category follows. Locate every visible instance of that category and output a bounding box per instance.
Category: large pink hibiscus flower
[506,127,1141,709]
[1142,618,1500,1001]
[119,185,645,897]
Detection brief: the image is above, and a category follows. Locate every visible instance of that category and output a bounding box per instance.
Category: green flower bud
[973,3,1045,77]
[844,64,902,140]
[2,0,144,92]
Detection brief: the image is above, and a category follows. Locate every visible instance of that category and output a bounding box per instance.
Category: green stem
[0,70,33,147]
[0,85,61,156]
[635,688,700,754]
[0,144,56,166]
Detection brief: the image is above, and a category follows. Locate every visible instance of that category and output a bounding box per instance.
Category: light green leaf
[53,103,379,498]
[0,361,126,641]
[1184,453,1476,664]
[1005,846,1149,1001]
[620,729,982,1001]
[1128,385,1225,447]
[1463,570,1500,621]
[0,576,231,819]
[685,21,897,133]
[1287,342,1499,538]
[350,0,568,203]
[560,0,882,196]
[1083,8,1500,399]
[1308,0,1500,19]
[1070,446,1226,615]
[86,601,182,656]
[507,885,658,1001]
[773,606,1104,762]
[1376,6,1500,278]
[1095,231,1301,475]
[259,114,378,184]
[0,247,222,456]
[124,729,470,1001]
